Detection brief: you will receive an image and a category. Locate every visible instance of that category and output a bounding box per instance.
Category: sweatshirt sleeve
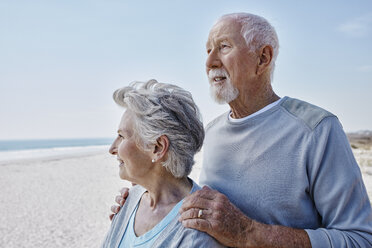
[305,117,372,247]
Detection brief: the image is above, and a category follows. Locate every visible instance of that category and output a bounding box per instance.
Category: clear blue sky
[1,0,371,140]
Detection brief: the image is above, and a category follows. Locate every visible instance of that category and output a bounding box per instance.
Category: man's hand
[179,186,253,247]
[179,186,311,248]
[109,187,129,221]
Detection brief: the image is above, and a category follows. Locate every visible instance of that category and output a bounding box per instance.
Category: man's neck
[229,89,280,119]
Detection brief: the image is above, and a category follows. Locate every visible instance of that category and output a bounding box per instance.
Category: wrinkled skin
[178,186,311,248]
[178,186,253,247]
[111,186,311,247]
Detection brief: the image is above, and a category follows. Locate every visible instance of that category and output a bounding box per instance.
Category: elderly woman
[102,79,224,247]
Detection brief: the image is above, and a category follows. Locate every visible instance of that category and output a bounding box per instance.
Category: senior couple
[102,13,372,247]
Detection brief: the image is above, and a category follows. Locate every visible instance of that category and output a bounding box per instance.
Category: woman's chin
[119,172,128,180]
[119,169,128,180]
[119,170,135,182]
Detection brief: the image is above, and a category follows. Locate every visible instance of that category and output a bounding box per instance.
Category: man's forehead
[206,19,242,46]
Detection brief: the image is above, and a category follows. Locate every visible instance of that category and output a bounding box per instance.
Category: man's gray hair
[113,79,204,178]
[218,13,279,80]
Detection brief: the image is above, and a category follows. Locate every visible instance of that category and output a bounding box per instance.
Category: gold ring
[198,209,203,218]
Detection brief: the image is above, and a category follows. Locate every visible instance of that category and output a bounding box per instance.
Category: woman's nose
[109,140,117,155]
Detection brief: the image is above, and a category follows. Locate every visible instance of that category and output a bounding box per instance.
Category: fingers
[109,214,114,221]
[186,186,218,202]
[195,186,218,200]
[181,196,212,212]
[179,208,211,221]
[119,187,129,198]
[115,195,126,206]
[116,187,129,206]
[181,218,211,233]
[181,187,218,212]
[109,187,129,221]
[179,208,200,221]
[111,205,121,214]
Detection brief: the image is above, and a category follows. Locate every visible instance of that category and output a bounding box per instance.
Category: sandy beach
[0,149,203,248]
[0,148,370,248]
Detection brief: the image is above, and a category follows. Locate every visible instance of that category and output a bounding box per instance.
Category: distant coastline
[0,138,113,152]
[347,131,372,150]
[0,138,113,165]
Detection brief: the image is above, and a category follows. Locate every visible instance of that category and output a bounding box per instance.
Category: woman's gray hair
[218,13,279,81]
[113,79,204,178]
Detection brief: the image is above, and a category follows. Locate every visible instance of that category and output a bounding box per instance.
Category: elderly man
[112,13,372,247]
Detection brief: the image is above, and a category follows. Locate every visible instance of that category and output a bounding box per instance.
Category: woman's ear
[152,135,169,162]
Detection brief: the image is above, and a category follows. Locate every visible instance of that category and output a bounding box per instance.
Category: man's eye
[220,44,230,49]
[118,134,124,139]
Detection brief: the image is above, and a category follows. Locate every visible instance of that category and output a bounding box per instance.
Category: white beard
[208,69,239,104]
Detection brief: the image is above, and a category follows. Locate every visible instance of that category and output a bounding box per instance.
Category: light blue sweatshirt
[199,96,372,247]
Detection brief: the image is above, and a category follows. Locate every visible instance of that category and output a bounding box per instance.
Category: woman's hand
[109,187,129,221]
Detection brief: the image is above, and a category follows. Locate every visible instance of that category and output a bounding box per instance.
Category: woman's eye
[118,134,124,139]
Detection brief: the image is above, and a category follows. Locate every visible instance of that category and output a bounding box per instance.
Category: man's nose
[206,49,222,69]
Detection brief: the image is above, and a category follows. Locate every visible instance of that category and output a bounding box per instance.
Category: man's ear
[152,135,169,162]
[256,45,273,75]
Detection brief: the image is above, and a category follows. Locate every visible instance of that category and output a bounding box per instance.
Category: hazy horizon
[1,0,372,140]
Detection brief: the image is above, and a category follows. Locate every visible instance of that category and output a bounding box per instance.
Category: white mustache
[208,69,229,80]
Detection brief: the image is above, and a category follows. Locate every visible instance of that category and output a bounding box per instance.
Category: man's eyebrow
[206,37,230,47]
[216,37,230,43]
[206,40,211,48]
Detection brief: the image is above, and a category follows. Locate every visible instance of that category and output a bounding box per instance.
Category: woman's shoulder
[128,184,146,198]
[112,185,145,221]
[178,225,226,247]
[154,219,225,247]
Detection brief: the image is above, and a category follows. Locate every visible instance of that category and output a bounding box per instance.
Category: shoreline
[0,145,110,166]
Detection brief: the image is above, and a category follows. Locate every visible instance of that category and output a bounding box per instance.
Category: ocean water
[0,138,113,164]
[0,138,113,152]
